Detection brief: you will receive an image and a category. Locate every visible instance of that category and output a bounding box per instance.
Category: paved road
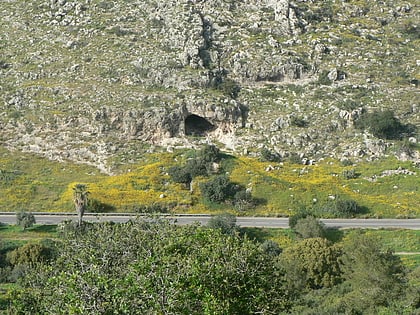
[1,213,419,229]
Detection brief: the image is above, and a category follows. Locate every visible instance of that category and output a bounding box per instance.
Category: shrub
[355,110,410,140]
[260,240,282,256]
[196,145,222,164]
[200,175,234,203]
[168,165,192,185]
[289,209,310,229]
[133,203,174,214]
[317,70,333,85]
[340,159,354,167]
[290,116,308,128]
[293,216,326,239]
[233,190,256,211]
[88,199,116,213]
[342,169,358,179]
[321,198,364,218]
[207,213,238,235]
[16,212,35,230]
[260,148,281,162]
[6,243,54,267]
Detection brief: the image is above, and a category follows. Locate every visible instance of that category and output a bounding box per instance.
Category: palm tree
[73,184,89,226]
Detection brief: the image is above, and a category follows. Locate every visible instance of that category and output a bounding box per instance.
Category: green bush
[16,212,36,230]
[260,148,282,162]
[200,175,234,203]
[290,116,308,128]
[260,240,282,256]
[355,110,411,140]
[342,169,358,180]
[168,165,193,185]
[87,199,116,213]
[207,213,238,235]
[233,190,256,211]
[321,198,365,218]
[293,216,326,239]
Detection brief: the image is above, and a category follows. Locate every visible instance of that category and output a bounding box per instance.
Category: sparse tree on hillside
[73,184,89,226]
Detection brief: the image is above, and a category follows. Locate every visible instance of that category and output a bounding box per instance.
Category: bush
[6,243,54,267]
[342,169,357,179]
[16,212,36,230]
[260,148,282,162]
[233,190,256,211]
[200,175,234,203]
[88,199,116,213]
[290,116,308,128]
[260,240,282,256]
[293,216,326,239]
[355,110,411,140]
[207,213,238,235]
[289,209,310,229]
[196,145,222,164]
[133,203,174,214]
[321,198,365,218]
[168,165,193,185]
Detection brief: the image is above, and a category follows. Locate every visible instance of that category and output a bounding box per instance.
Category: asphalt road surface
[1,213,419,229]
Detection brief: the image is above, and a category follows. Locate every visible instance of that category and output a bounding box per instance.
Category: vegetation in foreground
[0,219,419,314]
[0,145,419,218]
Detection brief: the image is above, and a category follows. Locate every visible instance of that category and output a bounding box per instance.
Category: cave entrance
[184,114,215,136]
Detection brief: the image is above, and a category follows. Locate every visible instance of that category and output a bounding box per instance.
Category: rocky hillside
[1,0,419,172]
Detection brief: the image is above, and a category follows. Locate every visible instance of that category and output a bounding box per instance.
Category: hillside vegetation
[0,0,419,171]
[0,145,418,218]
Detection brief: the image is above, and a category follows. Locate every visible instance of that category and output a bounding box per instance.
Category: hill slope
[1,0,419,172]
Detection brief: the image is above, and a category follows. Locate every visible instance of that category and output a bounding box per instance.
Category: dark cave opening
[184,114,215,136]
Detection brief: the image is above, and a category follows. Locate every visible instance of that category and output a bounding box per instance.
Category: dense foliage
[7,220,420,314]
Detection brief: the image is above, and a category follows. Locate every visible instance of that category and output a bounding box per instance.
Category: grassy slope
[0,147,418,218]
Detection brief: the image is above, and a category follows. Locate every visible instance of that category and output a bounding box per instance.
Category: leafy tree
[6,243,54,267]
[16,211,36,230]
[168,165,193,186]
[207,213,238,235]
[73,184,89,226]
[10,219,290,314]
[339,232,407,313]
[280,238,343,291]
[293,216,326,239]
[289,208,310,229]
[200,175,234,203]
[355,110,410,140]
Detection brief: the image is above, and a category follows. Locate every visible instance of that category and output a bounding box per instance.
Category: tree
[168,165,192,187]
[207,213,238,235]
[280,238,343,291]
[293,216,326,239]
[355,110,408,140]
[6,243,54,267]
[73,184,89,226]
[16,211,36,230]
[200,175,233,203]
[10,219,290,314]
[339,232,407,313]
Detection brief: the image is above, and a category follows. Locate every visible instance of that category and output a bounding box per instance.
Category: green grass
[0,224,58,241]
[0,146,418,218]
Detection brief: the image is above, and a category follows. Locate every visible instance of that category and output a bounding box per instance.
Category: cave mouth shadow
[185,114,215,136]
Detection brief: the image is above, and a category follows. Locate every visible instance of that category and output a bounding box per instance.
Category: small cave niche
[184,114,215,136]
